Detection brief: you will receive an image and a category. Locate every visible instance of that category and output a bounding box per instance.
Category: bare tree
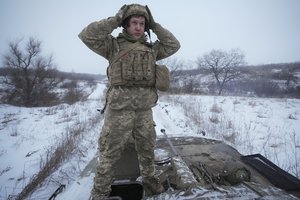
[2,37,60,106]
[197,48,246,95]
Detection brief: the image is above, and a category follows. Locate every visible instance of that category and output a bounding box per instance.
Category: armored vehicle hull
[109,135,300,200]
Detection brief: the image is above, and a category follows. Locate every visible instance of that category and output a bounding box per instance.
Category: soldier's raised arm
[78,5,128,60]
[146,6,181,60]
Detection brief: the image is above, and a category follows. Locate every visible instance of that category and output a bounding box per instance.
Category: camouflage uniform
[79,4,180,198]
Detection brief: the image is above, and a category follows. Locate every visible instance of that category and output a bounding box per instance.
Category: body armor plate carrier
[108,43,156,87]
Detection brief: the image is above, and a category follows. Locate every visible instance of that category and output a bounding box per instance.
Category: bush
[2,37,61,107]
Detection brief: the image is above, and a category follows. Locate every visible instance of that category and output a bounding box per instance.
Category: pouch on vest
[155,64,170,91]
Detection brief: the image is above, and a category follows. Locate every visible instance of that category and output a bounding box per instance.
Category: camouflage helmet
[121,4,150,31]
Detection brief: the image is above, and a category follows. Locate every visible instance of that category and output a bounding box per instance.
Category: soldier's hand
[115,4,128,27]
[145,5,155,30]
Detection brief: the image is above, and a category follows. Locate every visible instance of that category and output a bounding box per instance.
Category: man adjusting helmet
[79,4,180,200]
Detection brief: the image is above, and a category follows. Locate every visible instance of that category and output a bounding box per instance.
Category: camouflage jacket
[79,16,180,110]
[78,16,180,63]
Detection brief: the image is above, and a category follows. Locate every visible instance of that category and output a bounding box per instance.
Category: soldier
[79,4,180,199]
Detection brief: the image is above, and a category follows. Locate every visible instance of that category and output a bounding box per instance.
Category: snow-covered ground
[0,83,299,199]
[159,94,300,175]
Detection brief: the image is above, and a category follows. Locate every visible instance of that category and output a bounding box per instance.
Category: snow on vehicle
[90,129,300,200]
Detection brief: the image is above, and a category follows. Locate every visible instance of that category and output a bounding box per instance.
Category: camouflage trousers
[91,107,156,197]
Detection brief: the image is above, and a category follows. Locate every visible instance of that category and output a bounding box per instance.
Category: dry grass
[166,95,300,178]
[210,103,222,113]
[15,109,100,200]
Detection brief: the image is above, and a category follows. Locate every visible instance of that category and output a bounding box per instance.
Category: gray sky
[1,0,300,75]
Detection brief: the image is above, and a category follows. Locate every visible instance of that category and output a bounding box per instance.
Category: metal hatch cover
[241,153,300,192]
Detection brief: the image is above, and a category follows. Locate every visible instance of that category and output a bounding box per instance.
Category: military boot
[143,176,165,196]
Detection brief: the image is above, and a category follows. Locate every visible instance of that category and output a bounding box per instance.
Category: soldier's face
[127,16,145,39]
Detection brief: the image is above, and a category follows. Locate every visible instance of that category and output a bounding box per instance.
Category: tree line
[161,50,300,98]
[1,37,299,107]
[0,37,100,107]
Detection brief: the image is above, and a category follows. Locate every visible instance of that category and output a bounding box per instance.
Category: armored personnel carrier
[106,129,300,200]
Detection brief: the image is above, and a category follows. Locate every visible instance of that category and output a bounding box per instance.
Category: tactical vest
[108,43,156,87]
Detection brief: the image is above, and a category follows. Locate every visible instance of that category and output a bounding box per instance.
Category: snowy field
[0,83,299,199]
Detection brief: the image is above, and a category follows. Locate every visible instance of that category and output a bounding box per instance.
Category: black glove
[115,4,128,27]
[145,5,155,30]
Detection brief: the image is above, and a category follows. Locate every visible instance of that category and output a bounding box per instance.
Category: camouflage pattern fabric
[107,86,157,110]
[78,16,180,63]
[121,4,150,26]
[91,107,156,196]
[79,4,180,198]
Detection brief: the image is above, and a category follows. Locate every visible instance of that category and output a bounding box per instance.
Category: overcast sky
[1,0,300,74]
